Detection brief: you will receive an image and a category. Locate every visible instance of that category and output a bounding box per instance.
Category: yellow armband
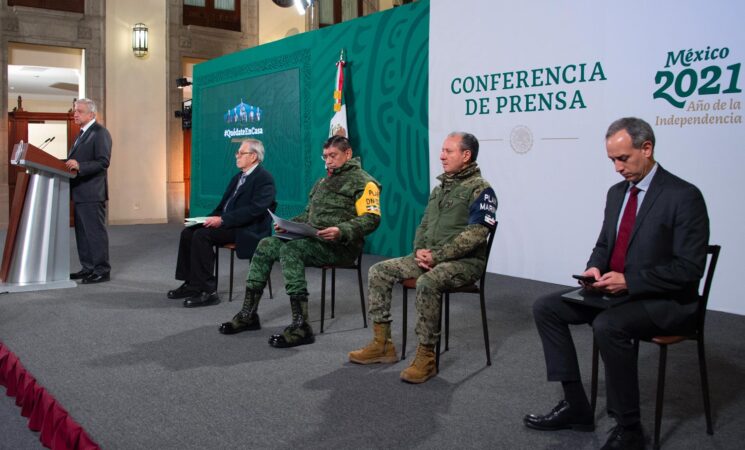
[355,182,381,216]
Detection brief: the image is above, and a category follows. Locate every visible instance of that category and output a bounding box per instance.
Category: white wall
[430,0,745,315]
[106,1,168,224]
[28,122,67,158]
[258,0,306,45]
[7,98,72,113]
[9,42,82,68]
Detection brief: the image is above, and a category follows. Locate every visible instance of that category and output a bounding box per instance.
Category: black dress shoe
[167,282,198,299]
[70,270,92,280]
[523,400,594,432]
[183,291,220,308]
[82,273,110,284]
[601,425,645,450]
[219,312,261,334]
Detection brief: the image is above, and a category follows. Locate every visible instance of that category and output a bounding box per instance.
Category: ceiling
[7,65,81,102]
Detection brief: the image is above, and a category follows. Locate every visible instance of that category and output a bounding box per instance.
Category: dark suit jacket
[586,165,710,330]
[209,164,276,259]
[69,121,112,203]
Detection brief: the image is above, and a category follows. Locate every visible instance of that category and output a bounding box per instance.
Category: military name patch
[356,182,381,216]
[469,187,497,229]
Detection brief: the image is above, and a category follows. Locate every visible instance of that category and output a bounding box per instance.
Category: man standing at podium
[65,98,112,284]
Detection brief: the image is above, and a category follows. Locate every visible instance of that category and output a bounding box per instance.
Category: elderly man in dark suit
[168,138,276,308]
[65,98,113,284]
[524,117,710,450]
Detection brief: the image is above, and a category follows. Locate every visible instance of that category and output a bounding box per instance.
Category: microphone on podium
[39,136,55,149]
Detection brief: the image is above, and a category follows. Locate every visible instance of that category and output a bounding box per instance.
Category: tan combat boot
[400,344,437,384]
[348,322,398,364]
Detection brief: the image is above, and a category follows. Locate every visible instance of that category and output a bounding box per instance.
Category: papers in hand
[268,210,319,240]
[184,217,209,227]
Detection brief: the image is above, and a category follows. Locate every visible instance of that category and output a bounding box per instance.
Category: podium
[0,142,76,292]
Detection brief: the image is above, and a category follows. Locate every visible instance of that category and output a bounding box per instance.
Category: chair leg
[697,337,714,435]
[591,337,599,417]
[479,290,491,366]
[228,249,234,302]
[444,294,450,352]
[401,287,408,360]
[357,264,367,328]
[435,294,443,371]
[214,246,220,294]
[320,268,327,333]
[654,344,668,450]
[331,268,336,319]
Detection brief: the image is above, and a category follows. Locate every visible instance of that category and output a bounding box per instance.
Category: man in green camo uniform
[219,135,382,348]
[349,132,497,383]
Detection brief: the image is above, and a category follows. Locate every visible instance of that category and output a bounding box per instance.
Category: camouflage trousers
[367,255,483,346]
[245,236,358,296]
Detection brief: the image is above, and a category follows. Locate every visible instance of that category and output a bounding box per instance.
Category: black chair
[214,243,272,302]
[590,244,720,450]
[317,252,366,333]
[399,224,497,370]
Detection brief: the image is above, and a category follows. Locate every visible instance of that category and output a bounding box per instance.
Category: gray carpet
[1,224,744,449]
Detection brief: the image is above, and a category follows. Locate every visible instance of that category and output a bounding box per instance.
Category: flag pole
[329,49,349,138]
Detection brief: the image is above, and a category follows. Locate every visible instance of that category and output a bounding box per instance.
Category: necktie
[223,173,248,212]
[609,186,640,273]
[71,129,84,153]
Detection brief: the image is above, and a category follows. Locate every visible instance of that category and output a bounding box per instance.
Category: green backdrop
[192,0,429,257]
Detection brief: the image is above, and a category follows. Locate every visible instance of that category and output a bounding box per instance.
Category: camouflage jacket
[293,157,381,249]
[414,162,497,267]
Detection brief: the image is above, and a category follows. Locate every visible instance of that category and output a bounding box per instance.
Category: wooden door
[7,100,78,216]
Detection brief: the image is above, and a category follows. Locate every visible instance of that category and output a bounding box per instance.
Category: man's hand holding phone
[572,274,596,283]
[573,267,601,288]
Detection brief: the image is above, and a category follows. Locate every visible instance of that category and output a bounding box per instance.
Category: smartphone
[572,274,596,283]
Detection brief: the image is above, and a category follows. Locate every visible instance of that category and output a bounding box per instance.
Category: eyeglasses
[235,151,253,157]
[321,152,345,161]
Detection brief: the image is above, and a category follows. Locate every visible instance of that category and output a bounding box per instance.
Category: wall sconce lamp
[132,23,148,57]
[294,0,314,15]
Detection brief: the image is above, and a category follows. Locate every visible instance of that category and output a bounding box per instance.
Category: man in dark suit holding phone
[167,138,276,308]
[524,117,710,450]
[65,98,113,284]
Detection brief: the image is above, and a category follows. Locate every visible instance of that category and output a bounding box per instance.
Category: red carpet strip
[0,341,99,450]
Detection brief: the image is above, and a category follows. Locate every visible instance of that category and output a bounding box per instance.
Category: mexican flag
[329,49,348,138]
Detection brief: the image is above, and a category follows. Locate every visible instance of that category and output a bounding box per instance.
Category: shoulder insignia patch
[469,187,497,228]
[356,181,381,216]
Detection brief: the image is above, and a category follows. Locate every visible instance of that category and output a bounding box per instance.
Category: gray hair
[605,117,655,149]
[447,131,480,162]
[242,138,265,162]
[75,98,97,115]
